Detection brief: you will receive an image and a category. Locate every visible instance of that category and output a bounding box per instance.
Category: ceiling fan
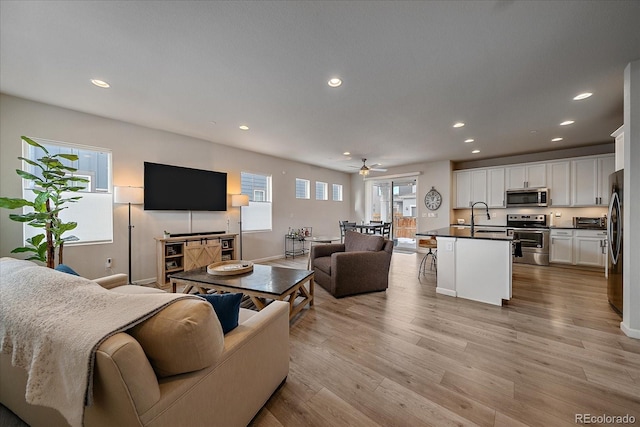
[352,158,387,176]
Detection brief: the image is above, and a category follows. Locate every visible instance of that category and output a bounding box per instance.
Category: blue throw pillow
[55,264,80,276]
[195,293,243,334]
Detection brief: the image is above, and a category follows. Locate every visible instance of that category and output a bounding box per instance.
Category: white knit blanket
[0,258,198,427]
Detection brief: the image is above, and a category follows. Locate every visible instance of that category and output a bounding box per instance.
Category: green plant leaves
[16,170,40,182]
[0,197,33,209]
[22,136,46,151]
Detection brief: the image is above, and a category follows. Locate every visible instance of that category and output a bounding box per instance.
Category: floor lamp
[231,194,249,260]
[114,186,144,284]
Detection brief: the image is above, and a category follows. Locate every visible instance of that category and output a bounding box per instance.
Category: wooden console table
[155,233,238,286]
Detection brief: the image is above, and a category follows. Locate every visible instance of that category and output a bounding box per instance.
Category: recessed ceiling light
[573,92,592,100]
[90,79,110,88]
[239,125,249,131]
[551,137,563,142]
[453,122,465,128]
[560,120,575,126]
[343,151,351,156]
[471,149,480,154]
[328,78,342,88]
[464,139,474,143]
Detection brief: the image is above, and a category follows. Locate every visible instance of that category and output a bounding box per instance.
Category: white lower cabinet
[550,230,574,264]
[574,230,608,267]
[550,229,607,267]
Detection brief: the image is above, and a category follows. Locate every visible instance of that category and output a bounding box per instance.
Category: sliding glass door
[369,177,417,251]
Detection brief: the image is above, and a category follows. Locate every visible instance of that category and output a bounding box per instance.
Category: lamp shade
[231,194,250,207]
[114,186,144,204]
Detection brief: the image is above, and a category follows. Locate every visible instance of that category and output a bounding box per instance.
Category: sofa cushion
[313,256,332,276]
[54,264,79,276]
[127,298,224,378]
[344,231,385,252]
[196,293,243,334]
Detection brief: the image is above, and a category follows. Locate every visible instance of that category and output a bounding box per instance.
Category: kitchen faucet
[470,201,491,234]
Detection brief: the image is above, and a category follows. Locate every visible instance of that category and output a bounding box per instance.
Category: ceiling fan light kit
[357,158,386,176]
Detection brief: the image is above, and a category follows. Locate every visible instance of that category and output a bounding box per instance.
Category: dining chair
[339,220,356,242]
[368,220,383,234]
[381,222,391,239]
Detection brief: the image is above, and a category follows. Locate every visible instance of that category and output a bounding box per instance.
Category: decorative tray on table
[206,260,254,276]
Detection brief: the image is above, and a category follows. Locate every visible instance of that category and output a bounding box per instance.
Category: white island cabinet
[418,227,513,306]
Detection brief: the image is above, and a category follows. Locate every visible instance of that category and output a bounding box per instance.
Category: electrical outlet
[492,212,497,218]
[105,258,112,269]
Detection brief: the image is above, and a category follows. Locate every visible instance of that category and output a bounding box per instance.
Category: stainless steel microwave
[505,188,549,207]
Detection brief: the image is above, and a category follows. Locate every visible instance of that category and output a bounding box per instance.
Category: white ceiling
[1,1,639,173]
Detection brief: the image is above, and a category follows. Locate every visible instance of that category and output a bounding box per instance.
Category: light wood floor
[251,252,640,427]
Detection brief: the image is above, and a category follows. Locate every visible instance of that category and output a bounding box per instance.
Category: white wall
[0,94,352,282]
[350,160,452,233]
[622,61,640,338]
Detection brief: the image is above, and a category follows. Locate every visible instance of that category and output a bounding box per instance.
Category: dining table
[348,223,384,234]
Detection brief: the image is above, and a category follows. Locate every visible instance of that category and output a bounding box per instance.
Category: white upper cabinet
[487,168,506,208]
[454,153,614,210]
[455,170,472,208]
[611,126,624,172]
[471,169,488,206]
[571,155,614,206]
[572,158,598,206]
[454,169,488,208]
[547,161,571,206]
[598,156,615,206]
[506,163,546,189]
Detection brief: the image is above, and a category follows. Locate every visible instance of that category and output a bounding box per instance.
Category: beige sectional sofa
[1,269,290,427]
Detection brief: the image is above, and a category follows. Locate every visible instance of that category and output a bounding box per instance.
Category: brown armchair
[310,231,394,298]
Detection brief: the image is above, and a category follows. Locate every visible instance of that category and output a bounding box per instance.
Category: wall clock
[424,186,442,211]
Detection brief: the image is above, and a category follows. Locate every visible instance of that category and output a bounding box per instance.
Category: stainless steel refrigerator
[607,169,623,316]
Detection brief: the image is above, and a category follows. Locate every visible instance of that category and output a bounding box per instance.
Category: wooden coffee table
[170,264,314,320]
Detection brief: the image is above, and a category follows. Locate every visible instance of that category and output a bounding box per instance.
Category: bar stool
[418,238,437,277]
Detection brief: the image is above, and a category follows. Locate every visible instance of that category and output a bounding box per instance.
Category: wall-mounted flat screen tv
[144,162,227,211]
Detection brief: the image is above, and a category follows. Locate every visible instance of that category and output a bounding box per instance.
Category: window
[332,184,343,201]
[315,181,328,201]
[22,138,113,245]
[295,178,310,199]
[241,172,272,231]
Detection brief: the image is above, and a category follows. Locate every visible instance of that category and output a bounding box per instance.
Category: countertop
[417,227,513,241]
[450,224,606,231]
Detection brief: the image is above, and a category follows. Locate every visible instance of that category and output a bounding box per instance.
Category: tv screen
[144,162,227,211]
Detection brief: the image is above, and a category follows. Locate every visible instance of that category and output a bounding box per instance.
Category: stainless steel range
[507,214,549,266]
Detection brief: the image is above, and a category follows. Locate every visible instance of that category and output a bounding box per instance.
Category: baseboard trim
[436,287,456,297]
[251,254,289,263]
[621,322,640,339]
[135,277,158,286]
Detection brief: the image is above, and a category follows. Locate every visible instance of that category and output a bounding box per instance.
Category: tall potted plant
[0,136,88,268]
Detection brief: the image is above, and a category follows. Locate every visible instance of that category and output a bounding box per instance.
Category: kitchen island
[417,227,513,306]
